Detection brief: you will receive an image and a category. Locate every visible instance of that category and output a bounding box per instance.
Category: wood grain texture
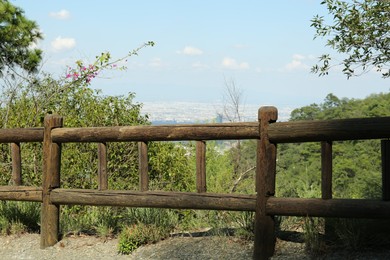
[50,189,256,211]
[51,123,259,142]
[267,197,390,218]
[0,186,42,201]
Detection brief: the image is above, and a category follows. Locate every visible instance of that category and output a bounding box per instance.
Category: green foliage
[303,217,326,255]
[278,92,390,253]
[279,93,389,200]
[0,0,43,75]
[148,142,194,191]
[311,0,390,78]
[118,223,170,254]
[0,201,40,234]
[118,208,177,254]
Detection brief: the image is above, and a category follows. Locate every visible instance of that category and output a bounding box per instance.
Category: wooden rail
[0,108,389,259]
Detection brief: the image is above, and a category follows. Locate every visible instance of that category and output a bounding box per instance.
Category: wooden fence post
[11,142,22,185]
[254,106,278,259]
[321,141,333,238]
[196,141,207,193]
[382,140,390,201]
[138,141,149,191]
[321,141,332,199]
[41,115,63,248]
[98,143,108,190]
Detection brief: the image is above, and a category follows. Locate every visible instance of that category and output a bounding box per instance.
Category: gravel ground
[1,233,390,259]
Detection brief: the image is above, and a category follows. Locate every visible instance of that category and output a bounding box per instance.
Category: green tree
[311,0,390,78]
[278,92,390,201]
[0,0,43,75]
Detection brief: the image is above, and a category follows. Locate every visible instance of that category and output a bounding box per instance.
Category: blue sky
[13,0,389,109]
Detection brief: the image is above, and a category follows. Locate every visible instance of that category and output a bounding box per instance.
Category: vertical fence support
[382,140,390,201]
[41,115,63,249]
[321,141,333,238]
[321,141,332,199]
[196,140,207,193]
[98,142,108,190]
[11,142,22,185]
[138,141,149,191]
[254,106,278,259]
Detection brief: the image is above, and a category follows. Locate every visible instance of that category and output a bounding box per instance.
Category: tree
[311,0,390,78]
[0,0,43,76]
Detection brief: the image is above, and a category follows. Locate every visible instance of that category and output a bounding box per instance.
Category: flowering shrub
[65,41,154,86]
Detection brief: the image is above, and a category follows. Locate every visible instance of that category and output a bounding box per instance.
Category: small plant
[118,223,170,254]
[0,216,10,235]
[229,211,254,240]
[9,221,27,235]
[332,218,390,250]
[117,208,177,254]
[0,201,40,234]
[303,217,326,255]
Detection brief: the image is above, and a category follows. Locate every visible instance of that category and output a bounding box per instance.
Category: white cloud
[51,36,76,51]
[49,9,70,20]
[284,54,310,71]
[221,57,249,70]
[177,46,203,56]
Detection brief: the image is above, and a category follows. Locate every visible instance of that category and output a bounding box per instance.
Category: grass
[5,201,389,256]
[0,201,40,235]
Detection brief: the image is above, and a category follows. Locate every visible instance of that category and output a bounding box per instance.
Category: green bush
[118,223,171,254]
[0,201,40,234]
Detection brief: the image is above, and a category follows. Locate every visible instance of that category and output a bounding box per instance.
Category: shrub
[118,223,171,254]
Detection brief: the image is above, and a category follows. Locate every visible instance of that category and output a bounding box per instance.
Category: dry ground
[1,233,390,259]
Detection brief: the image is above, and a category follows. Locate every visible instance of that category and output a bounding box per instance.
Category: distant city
[141,102,293,125]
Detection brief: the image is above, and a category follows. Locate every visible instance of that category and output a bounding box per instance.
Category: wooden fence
[0,106,390,260]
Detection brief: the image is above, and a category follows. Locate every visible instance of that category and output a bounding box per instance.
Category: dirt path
[1,233,390,259]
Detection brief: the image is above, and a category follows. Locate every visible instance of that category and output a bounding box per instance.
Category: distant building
[216,113,223,123]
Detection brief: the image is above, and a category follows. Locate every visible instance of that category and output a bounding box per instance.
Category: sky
[12,0,389,110]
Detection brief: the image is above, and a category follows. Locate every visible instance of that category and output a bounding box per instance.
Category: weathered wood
[382,140,390,201]
[50,189,256,211]
[51,123,259,143]
[138,142,149,191]
[321,141,332,199]
[196,141,207,193]
[266,197,390,218]
[0,128,43,143]
[321,141,334,238]
[268,117,390,143]
[0,186,42,201]
[98,143,108,190]
[41,115,62,249]
[254,106,277,260]
[11,142,22,186]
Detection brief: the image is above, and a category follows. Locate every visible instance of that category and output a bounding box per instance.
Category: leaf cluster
[0,0,43,76]
[311,0,390,78]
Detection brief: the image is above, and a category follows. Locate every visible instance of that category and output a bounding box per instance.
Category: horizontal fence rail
[268,117,390,143]
[50,189,256,211]
[0,186,42,202]
[50,116,390,143]
[266,198,390,219]
[0,128,43,143]
[51,123,259,142]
